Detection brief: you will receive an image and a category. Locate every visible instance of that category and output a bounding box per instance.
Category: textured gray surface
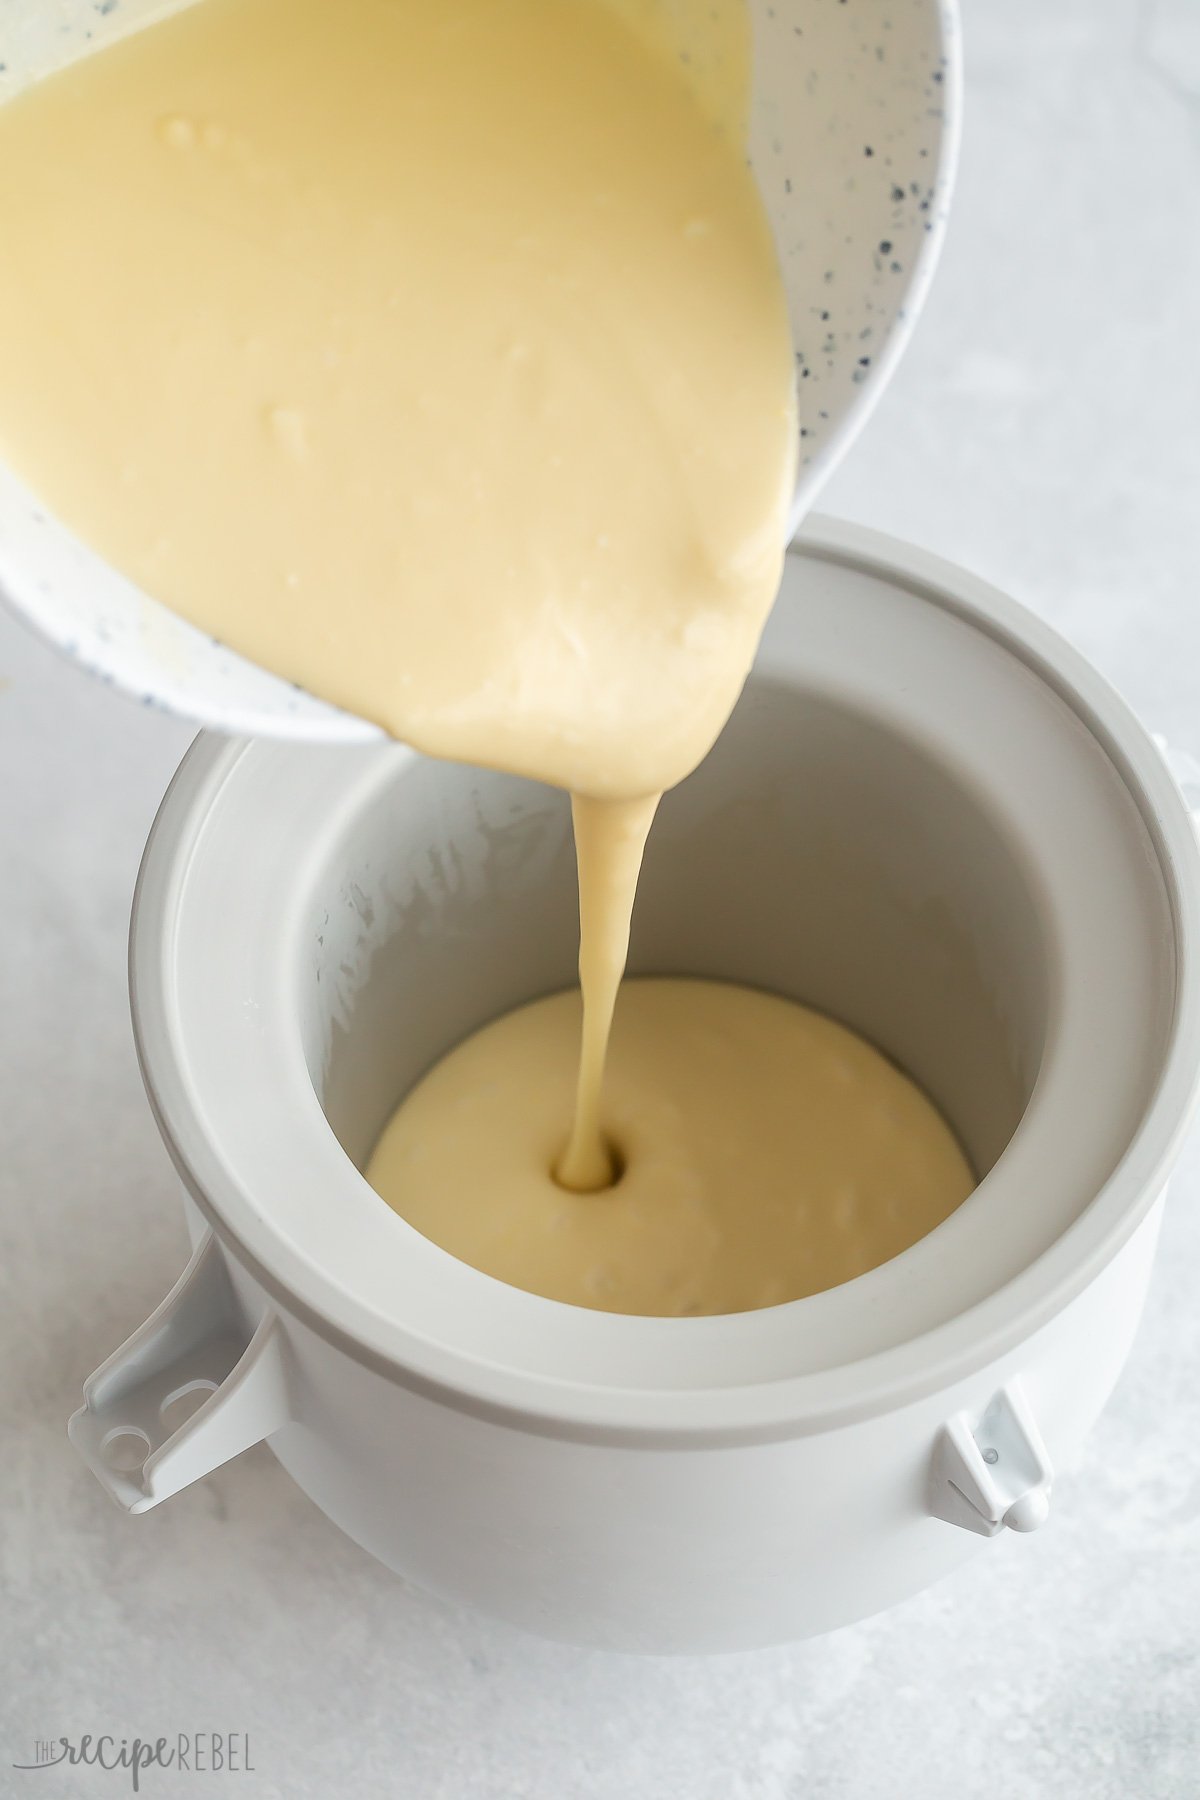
[1,2,1198,1795]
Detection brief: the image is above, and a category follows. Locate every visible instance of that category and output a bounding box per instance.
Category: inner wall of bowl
[299,673,1048,1184]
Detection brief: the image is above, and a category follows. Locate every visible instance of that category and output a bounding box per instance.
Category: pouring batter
[0,0,974,1304]
[0,0,795,1193]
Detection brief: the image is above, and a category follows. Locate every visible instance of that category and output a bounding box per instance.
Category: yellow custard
[0,0,794,797]
[0,0,973,1308]
[368,981,975,1316]
[0,0,797,1189]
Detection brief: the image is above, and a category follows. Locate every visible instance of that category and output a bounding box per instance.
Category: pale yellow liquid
[0,0,974,1306]
[0,0,795,1190]
[368,981,975,1316]
[0,0,794,799]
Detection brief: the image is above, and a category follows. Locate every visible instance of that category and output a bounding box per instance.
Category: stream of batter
[0,0,973,1310]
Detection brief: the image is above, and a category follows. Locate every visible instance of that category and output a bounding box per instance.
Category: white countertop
[3,2,1199,1794]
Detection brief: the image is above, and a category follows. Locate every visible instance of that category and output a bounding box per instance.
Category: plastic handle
[68,1233,292,1513]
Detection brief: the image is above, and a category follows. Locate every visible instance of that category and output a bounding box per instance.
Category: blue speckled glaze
[0,0,959,741]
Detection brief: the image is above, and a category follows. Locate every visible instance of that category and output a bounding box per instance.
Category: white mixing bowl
[0,0,959,740]
[69,519,1200,1651]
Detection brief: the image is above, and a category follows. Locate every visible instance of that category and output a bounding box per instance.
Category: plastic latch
[929,1380,1053,1538]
